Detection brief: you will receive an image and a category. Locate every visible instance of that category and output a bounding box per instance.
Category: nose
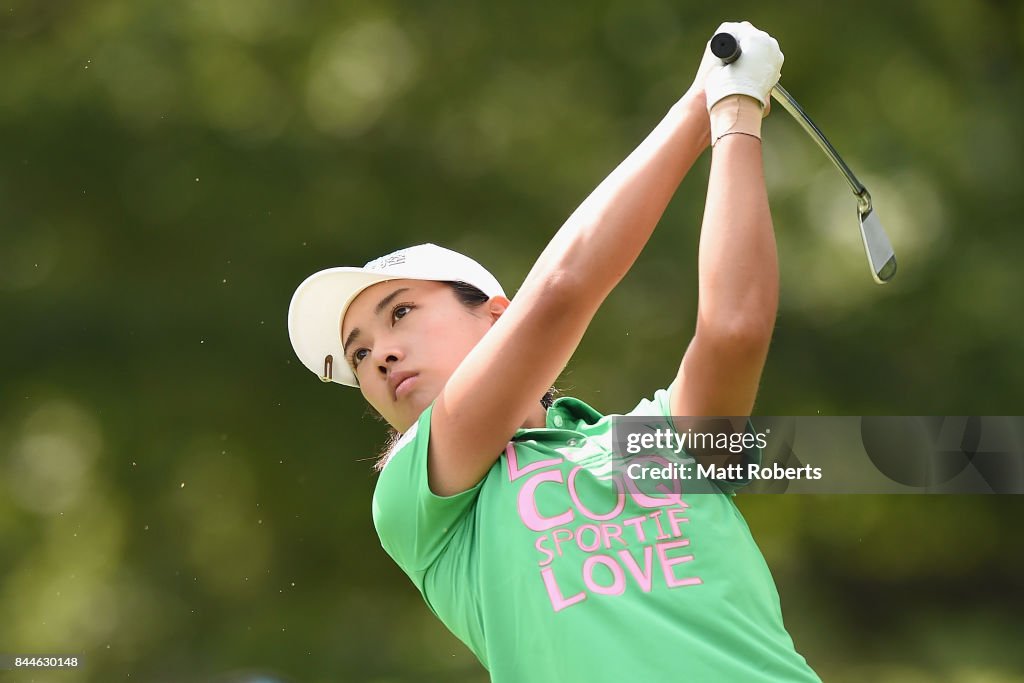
[372,340,404,376]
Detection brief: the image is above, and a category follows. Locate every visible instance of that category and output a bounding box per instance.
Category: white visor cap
[287,243,507,387]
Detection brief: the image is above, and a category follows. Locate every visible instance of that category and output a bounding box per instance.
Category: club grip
[710,32,741,64]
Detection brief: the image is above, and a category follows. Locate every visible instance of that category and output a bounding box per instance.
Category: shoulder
[372,401,486,574]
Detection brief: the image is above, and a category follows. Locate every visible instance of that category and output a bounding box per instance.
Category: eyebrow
[342,287,411,355]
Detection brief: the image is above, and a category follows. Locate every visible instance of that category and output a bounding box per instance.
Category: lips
[388,371,418,400]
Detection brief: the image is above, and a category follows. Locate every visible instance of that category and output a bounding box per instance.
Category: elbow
[529,267,599,307]
[697,282,779,352]
[697,310,776,357]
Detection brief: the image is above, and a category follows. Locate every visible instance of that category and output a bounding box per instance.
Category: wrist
[676,89,711,148]
[680,86,707,111]
[709,94,763,147]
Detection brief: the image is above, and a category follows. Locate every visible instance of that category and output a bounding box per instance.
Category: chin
[404,395,428,418]
[403,393,434,424]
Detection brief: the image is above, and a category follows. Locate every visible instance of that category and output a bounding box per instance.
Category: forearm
[520,91,710,302]
[696,133,778,338]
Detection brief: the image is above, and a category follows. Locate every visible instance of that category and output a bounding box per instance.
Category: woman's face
[340,279,506,432]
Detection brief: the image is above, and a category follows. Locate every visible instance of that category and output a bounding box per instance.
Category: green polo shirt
[371,381,822,682]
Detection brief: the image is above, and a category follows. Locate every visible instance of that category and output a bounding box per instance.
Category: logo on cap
[365,253,408,271]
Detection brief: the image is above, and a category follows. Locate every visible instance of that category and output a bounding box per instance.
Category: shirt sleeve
[371,401,484,578]
[622,377,763,495]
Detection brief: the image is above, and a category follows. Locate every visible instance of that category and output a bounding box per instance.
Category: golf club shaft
[769,84,870,213]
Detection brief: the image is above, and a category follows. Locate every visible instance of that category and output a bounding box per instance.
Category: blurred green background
[2,0,1023,681]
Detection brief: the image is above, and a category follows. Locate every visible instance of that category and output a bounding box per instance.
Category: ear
[486,295,511,322]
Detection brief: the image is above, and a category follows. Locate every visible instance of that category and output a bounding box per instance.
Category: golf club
[710,32,898,284]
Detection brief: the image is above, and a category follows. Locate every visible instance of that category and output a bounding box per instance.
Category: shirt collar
[514,395,605,437]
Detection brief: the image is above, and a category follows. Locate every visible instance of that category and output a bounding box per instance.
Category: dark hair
[369,280,559,472]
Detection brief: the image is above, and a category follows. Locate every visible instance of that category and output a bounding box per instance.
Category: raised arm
[670,126,777,419]
[670,22,784,420]
[427,85,712,496]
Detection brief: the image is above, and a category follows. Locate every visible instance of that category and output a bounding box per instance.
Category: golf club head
[858,206,897,284]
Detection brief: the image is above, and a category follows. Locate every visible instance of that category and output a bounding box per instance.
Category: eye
[350,348,369,368]
[393,304,413,322]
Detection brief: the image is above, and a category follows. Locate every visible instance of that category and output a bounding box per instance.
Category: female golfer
[288,21,821,682]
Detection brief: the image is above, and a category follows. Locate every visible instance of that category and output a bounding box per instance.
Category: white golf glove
[692,21,784,112]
